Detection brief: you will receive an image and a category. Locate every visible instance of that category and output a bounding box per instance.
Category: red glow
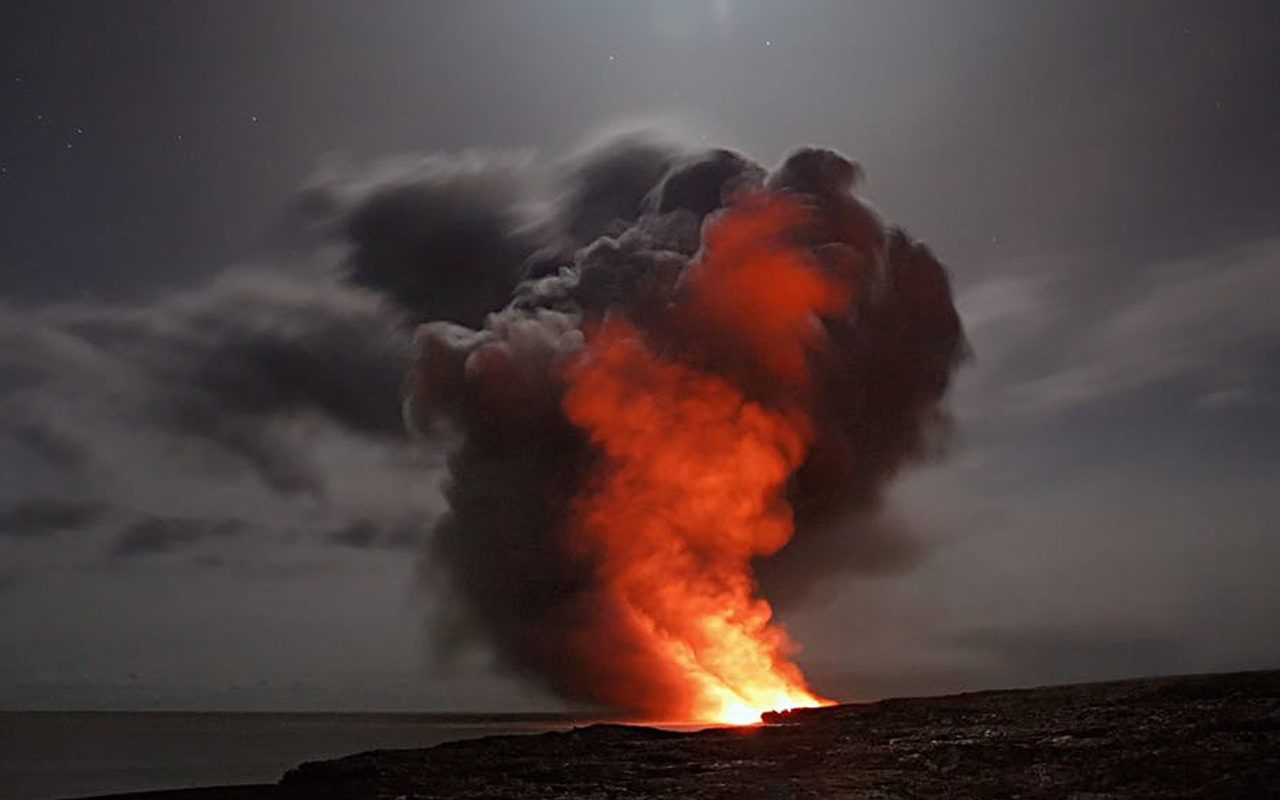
[561,195,842,723]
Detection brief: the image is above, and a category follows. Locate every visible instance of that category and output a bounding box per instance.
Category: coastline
[68,669,1280,800]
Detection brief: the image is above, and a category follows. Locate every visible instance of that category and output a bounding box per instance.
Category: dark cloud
[110,515,246,558]
[3,415,93,469]
[0,497,113,538]
[0,273,410,497]
[553,133,682,247]
[327,520,380,548]
[304,152,545,327]
[0,134,965,714]
[325,516,426,551]
[404,140,965,713]
[952,625,1185,687]
[303,137,699,330]
[754,512,925,612]
[650,148,766,218]
[136,279,410,494]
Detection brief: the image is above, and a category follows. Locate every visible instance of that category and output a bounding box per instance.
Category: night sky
[1,1,1278,711]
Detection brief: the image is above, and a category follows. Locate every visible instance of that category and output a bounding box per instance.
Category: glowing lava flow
[561,196,842,724]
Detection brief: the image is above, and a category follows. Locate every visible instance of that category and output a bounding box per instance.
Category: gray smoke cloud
[378,137,967,713]
[303,151,542,328]
[0,497,113,539]
[0,269,432,578]
[0,272,409,499]
[109,515,246,559]
[0,148,562,568]
[0,134,964,713]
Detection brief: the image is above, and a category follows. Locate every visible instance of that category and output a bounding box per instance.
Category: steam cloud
[346,136,968,713]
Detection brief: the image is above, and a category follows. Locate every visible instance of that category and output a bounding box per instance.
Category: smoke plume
[386,138,965,719]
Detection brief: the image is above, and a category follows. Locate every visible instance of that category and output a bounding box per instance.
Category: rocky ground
[95,670,1280,799]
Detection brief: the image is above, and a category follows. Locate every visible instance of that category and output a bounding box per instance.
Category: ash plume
[383,137,966,714]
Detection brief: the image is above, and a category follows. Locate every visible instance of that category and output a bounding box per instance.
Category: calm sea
[0,711,600,800]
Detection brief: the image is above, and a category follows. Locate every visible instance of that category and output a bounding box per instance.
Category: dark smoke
[0,272,410,498]
[110,515,245,558]
[384,138,966,712]
[0,497,113,539]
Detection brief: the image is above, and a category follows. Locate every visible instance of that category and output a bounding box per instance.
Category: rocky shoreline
[86,670,1280,799]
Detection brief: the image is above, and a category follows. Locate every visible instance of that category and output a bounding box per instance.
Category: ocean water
[0,711,598,800]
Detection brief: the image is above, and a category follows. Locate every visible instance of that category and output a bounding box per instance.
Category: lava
[561,196,842,723]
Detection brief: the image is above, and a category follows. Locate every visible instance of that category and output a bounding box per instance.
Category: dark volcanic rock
[96,671,1280,799]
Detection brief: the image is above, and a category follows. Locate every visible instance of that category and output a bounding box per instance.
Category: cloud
[0,271,410,497]
[0,248,452,583]
[958,235,1280,417]
[0,497,113,539]
[406,140,966,714]
[301,135,704,329]
[325,516,426,551]
[10,129,1270,715]
[951,624,1184,686]
[550,132,684,246]
[109,515,246,558]
[755,511,926,612]
[303,150,545,327]
[0,219,457,586]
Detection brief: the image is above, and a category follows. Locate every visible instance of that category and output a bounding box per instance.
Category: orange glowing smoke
[561,195,845,724]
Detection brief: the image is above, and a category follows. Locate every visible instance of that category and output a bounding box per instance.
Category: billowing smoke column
[402,141,965,722]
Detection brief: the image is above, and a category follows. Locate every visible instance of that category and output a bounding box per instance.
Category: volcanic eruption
[401,141,965,723]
